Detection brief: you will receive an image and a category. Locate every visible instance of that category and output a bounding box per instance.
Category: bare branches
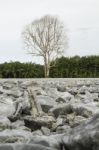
[22,15,68,77]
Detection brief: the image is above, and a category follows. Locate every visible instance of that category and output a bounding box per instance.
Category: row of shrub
[0,62,44,78]
[0,55,99,78]
[50,55,99,78]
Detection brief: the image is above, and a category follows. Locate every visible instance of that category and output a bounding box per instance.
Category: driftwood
[27,87,43,118]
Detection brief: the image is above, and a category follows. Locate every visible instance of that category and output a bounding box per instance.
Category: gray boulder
[56,125,71,134]
[0,116,11,131]
[62,113,99,150]
[28,134,62,150]
[32,130,43,136]
[57,85,66,92]
[0,98,16,117]
[49,104,73,118]
[0,144,56,150]
[0,129,32,143]
[24,115,55,131]
[11,120,25,129]
[41,126,50,135]
[6,88,23,98]
[37,95,56,113]
[72,103,93,118]
[56,92,74,103]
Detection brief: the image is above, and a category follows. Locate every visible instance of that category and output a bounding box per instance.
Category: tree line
[0,55,99,78]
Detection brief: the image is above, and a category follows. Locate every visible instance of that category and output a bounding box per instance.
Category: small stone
[41,127,50,135]
[32,130,43,136]
[57,85,66,92]
[56,125,71,133]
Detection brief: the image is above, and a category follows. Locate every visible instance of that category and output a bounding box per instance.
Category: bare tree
[22,15,68,77]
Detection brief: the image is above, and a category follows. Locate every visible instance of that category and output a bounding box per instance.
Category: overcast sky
[0,0,99,63]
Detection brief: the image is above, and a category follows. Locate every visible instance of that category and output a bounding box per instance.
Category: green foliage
[0,61,44,78]
[0,55,99,78]
[50,55,99,78]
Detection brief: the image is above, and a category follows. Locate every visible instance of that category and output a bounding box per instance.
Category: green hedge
[0,55,99,78]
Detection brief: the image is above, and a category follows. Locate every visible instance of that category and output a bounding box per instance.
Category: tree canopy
[22,15,68,77]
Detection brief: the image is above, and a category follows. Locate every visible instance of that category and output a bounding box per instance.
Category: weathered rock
[8,115,20,122]
[49,104,73,118]
[32,130,43,136]
[30,87,47,95]
[0,79,99,149]
[62,113,99,150]
[52,117,65,132]
[24,115,55,131]
[78,85,88,94]
[37,95,56,113]
[0,144,56,150]
[0,98,16,117]
[0,116,11,131]
[6,89,23,98]
[89,86,99,93]
[72,103,93,118]
[20,80,39,89]
[41,126,50,135]
[68,87,78,96]
[44,88,59,99]
[0,129,32,143]
[57,85,66,92]
[18,126,31,131]
[56,118,63,127]
[91,93,99,102]
[65,113,87,127]
[3,83,14,90]
[57,92,74,103]
[55,97,66,104]
[11,120,25,129]
[56,125,71,134]
[28,134,62,150]
[17,92,31,115]
[0,86,4,94]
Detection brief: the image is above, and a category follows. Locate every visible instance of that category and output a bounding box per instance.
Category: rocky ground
[0,78,99,150]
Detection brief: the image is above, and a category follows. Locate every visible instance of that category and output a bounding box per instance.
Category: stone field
[0,78,99,150]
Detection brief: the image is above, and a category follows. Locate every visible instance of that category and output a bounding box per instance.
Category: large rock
[28,134,63,150]
[41,126,50,135]
[0,144,56,150]
[32,130,43,136]
[56,125,71,134]
[11,120,25,129]
[71,103,93,118]
[57,85,66,92]
[49,104,73,118]
[0,116,11,131]
[6,88,23,98]
[0,97,16,117]
[37,95,56,113]
[65,113,87,127]
[17,91,31,115]
[24,115,55,131]
[3,82,14,90]
[56,92,74,104]
[62,113,99,150]
[44,88,59,99]
[0,129,32,143]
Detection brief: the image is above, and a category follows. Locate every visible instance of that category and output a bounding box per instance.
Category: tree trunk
[44,56,50,78]
[44,64,50,78]
[44,64,47,78]
[46,67,50,77]
[44,57,47,78]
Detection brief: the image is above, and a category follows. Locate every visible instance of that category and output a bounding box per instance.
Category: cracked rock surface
[0,78,99,150]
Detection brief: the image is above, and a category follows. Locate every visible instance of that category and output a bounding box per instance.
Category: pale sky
[0,0,99,63]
